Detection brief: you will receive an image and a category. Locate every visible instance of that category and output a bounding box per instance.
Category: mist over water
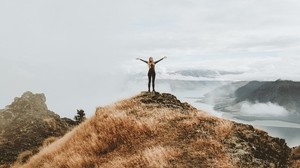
[240,102,290,117]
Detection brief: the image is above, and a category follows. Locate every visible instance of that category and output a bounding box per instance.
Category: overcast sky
[1,0,300,117]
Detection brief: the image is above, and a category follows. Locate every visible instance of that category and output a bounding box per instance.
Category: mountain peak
[135,92,196,112]
[8,91,48,112]
[0,91,73,166]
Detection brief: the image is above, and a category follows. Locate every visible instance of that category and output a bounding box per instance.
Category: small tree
[74,109,86,124]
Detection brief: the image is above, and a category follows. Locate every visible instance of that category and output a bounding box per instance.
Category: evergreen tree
[74,109,86,124]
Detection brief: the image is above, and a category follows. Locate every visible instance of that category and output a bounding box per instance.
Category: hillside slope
[235,80,300,112]
[0,92,74,166]
[17,92,292,168]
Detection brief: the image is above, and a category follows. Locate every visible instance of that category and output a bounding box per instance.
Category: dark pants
[148,71,156,92]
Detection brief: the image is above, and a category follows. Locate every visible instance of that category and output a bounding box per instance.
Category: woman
[137,56,167,92]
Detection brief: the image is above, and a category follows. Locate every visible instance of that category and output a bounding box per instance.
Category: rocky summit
[136,92,196,112]
[16,92,297,168]
[0,91,74,166]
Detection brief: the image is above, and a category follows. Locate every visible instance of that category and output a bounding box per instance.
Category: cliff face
[0,91,74,166]
[17,92,293,168]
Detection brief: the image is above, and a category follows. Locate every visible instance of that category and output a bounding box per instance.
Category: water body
[173,89,300,147]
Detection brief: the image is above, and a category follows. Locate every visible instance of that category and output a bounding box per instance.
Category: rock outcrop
[136,92,196,112]
[223,123,290,167]
[0,91,75,166]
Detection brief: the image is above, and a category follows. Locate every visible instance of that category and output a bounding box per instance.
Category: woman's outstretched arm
[154,56,167,64]
[136,58,148,64]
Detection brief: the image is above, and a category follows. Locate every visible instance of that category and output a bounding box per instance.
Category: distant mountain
[0,91,75,166]
[131,69,244,80]
[171,69,244,79]
[200,81,248,105]
[203,80,300,114]
[159,79,228,91]
[235,80,300,112]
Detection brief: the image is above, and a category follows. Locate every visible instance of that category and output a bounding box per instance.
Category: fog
[0,66,130,118]
[2,0,300,118]
[240,102,290,117]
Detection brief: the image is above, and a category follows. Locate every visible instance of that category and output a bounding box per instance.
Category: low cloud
[127,55,300,82]
[240,101,290,117]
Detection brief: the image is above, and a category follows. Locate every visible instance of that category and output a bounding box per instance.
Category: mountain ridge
[235,80,300,112]
[202,80,300,115]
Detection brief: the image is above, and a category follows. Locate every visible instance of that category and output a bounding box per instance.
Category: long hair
[148,57,154,69]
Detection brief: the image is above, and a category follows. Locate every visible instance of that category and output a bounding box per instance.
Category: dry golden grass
[12,150,33,167]
[100,146,178,168]
[190,139,233,168]
[215,120,234,140]
[42,136,59,148]
[290,160,300,168]
[17,94,237,168]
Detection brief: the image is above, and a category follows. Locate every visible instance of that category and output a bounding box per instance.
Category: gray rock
[0,91,75,165]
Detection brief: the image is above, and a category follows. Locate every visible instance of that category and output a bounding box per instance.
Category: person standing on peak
[136,56,167,92]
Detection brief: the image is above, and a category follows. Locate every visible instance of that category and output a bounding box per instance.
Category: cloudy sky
[1,0,300,117]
